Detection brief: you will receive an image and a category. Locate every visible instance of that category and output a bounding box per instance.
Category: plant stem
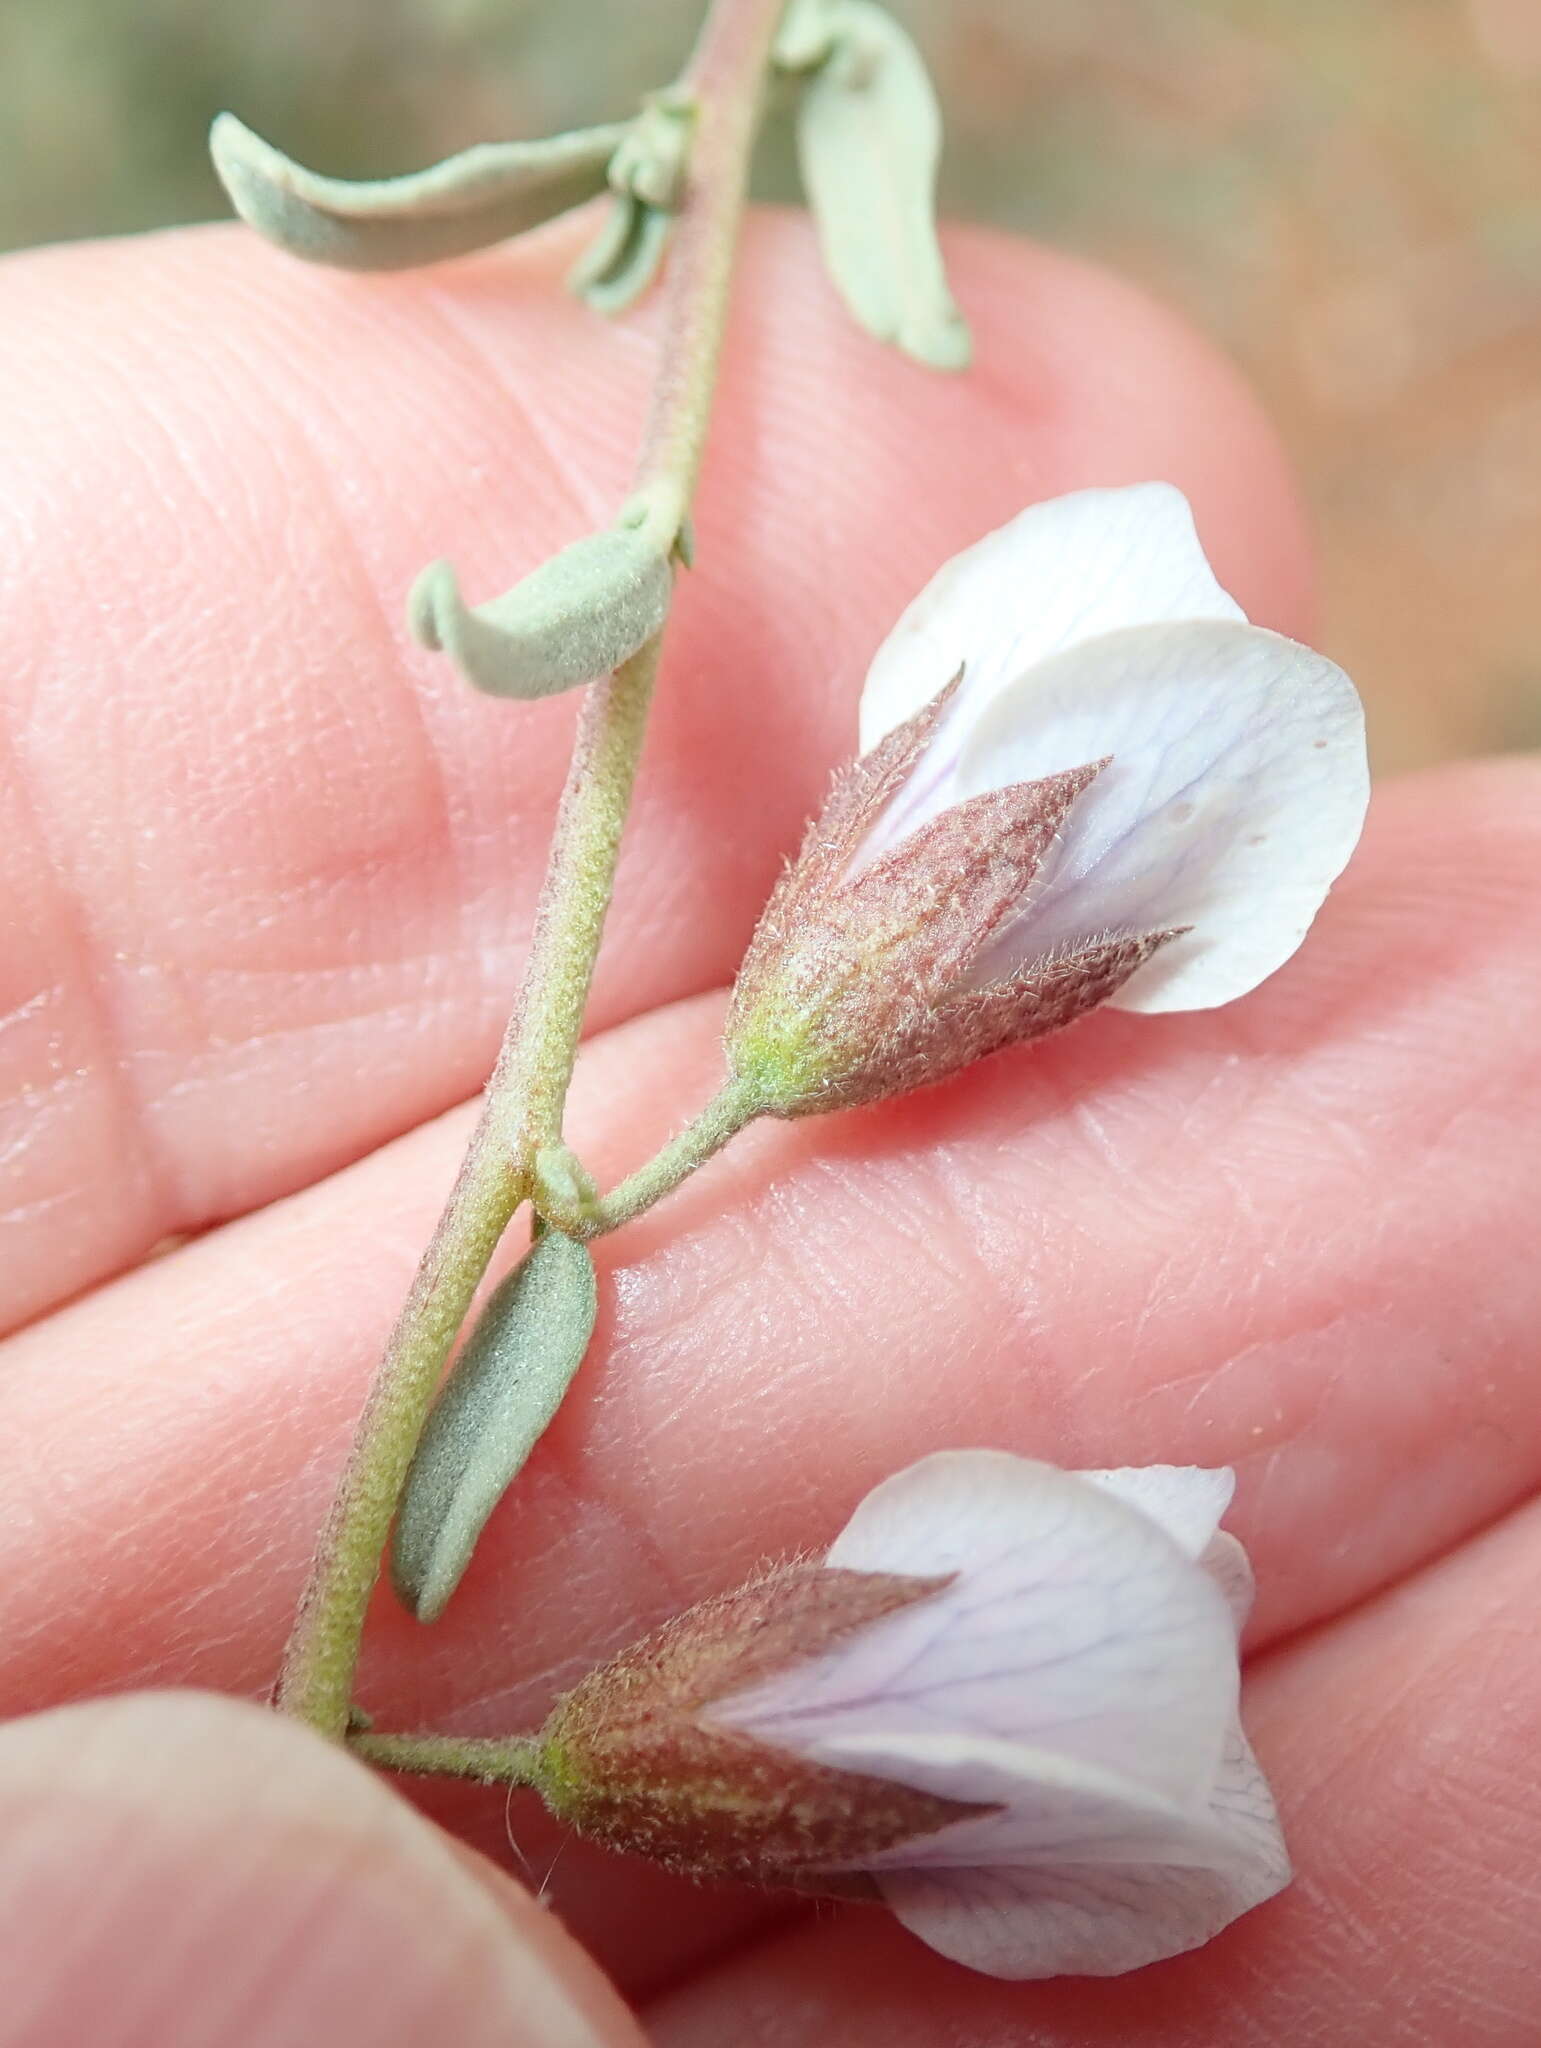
[277,0,788,1740]
[583,1074,764,1236]
[349,1730,545,1784]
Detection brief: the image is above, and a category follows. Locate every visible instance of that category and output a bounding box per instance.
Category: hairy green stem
[583,1074,765,1235]
[277,0,788,1739]
[350,1730,545,1784]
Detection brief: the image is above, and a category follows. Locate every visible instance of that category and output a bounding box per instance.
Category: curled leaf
[566,91,692,314]
[793,2,971,370]
[210,111,624,272]
[569,190,674,314]
[392,1231,599,1623]
[409,525,674,697]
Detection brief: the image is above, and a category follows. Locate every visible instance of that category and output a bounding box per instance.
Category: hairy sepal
[801,927,1182,1114]
[537,1563,987,1887]
[727,748,1106,1112]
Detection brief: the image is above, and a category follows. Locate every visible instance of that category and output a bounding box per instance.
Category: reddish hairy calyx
[537,1562,990,1887]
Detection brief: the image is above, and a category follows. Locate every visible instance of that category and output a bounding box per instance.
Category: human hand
[0,212,1536,2045]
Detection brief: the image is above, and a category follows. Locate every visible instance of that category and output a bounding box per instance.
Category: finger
[0,1691,643,2048]
[1,754,1536,1988]
[646,1487,1541,2045]
[0,209,1310,1327]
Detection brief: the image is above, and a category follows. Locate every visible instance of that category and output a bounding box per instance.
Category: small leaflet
[567,90,694,314]
[210,111,624,272]
[606,90,695,211]
[569,190,674,315]
[409,524,674,698]
[392,1231,599,1624]
[793,2,972,370]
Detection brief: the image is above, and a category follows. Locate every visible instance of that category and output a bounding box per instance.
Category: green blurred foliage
[3,0,1534,302]
[0,0,702,252]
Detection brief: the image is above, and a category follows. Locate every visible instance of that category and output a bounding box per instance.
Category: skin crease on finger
[1,752,1539,1998]
[0,207,1311,1329]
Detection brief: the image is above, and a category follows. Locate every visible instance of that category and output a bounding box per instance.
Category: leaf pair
[211,104,693,698]
[212,0,969,362]
[211,9,966,707]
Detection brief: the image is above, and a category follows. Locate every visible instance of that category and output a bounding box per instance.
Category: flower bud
[724,683,1173,1115]
[722,482,1368,1117]
[536,1560,979,1889]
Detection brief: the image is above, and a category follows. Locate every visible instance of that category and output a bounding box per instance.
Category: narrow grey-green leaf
[569,190,674,314]
[210,111,625,272]
[794,2,972,370]
[409,526,673,697]
[392,1232,598,1623]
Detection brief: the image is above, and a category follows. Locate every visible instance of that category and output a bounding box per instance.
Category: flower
[712,1452,1286,1977]
[725,482,1369,1115]
[535,1451,1287,1980]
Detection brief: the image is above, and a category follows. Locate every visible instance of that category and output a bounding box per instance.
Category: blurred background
[0,0,1537,771]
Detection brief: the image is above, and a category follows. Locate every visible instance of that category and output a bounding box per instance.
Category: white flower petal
[876,1721,1290,1979]
[1080,1469,1255,1629]
[709,1451,1237,1807]
[1207,1719,1287,1894]
[954,619,1369,1011]
[1199,1530,1256,1632]
[813,1730,1235,1873]
[1078,1465,1236,1560]
[858,483,1244,753]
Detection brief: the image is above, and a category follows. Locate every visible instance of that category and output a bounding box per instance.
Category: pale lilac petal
[1207,1720,1287,1892]
[1078,1465,1236,1560]
[1080,1468,1256,1646]
[708,1452,1236,1806]
[812,1731,1236,1873]
[955,619,1368,1011]
[876,1722,1290,1979]
[859,484,1244,752]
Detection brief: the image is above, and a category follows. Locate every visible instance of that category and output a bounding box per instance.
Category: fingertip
[0,1691,643,2048]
